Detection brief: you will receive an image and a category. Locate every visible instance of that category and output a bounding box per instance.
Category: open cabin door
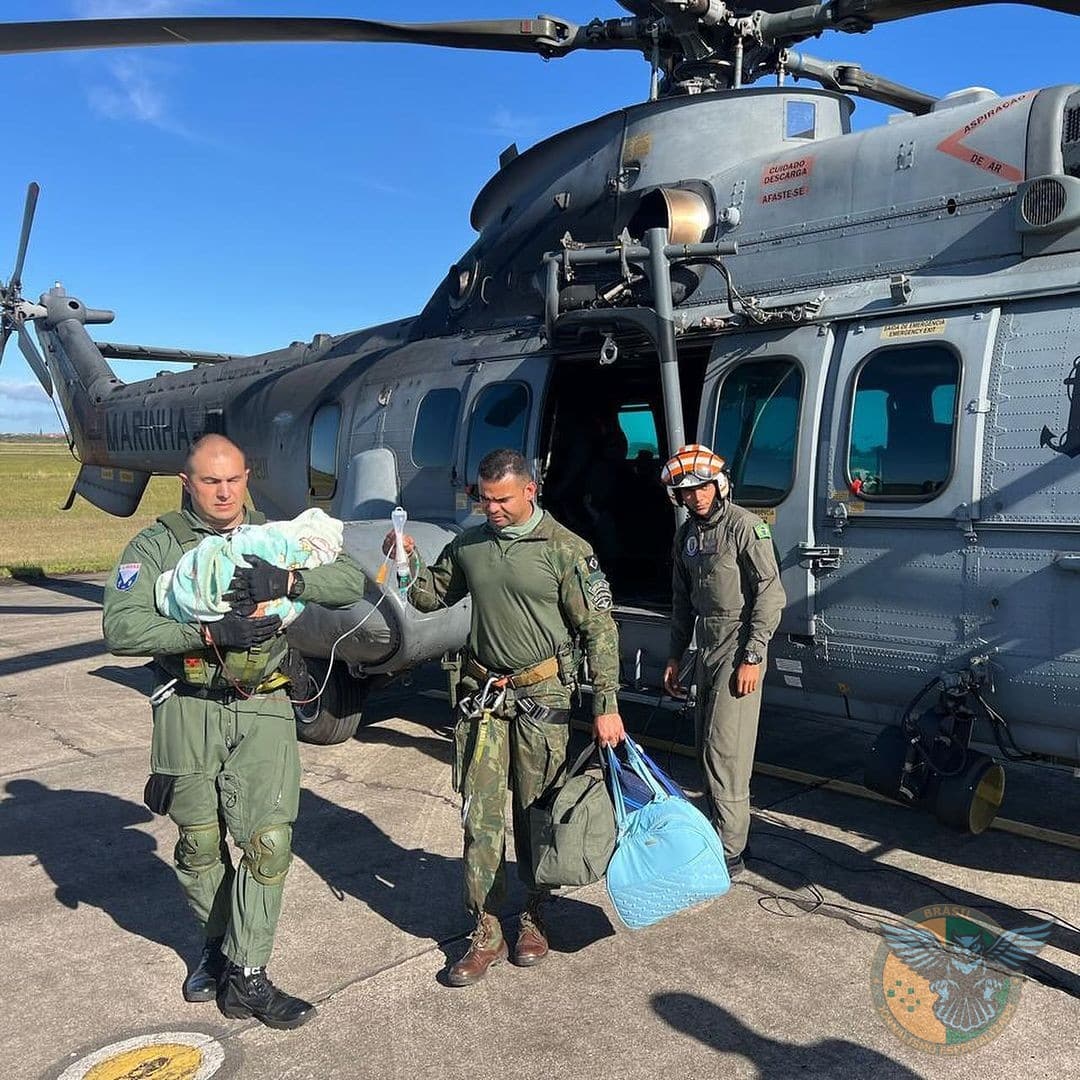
[538,343,710,693]
[700,324,836,640]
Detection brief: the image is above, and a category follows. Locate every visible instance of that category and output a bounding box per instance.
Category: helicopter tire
[294,658,370,745]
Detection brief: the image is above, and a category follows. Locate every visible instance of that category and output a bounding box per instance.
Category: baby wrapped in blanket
[155,507,344,627]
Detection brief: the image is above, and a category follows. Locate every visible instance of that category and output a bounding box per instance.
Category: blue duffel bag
[604,739,730,929]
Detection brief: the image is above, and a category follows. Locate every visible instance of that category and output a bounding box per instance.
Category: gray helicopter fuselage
[39,82,1080,767]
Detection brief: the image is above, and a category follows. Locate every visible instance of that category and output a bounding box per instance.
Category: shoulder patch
[576,556,613,612]
[754,521,772,540]
[115,562,141,591]
[685,534,700,557]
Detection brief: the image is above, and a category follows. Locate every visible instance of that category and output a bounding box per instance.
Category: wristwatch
[286,571,306,600]
[742,649,763,667]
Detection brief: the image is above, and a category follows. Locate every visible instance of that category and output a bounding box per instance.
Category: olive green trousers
[151,689,300,967]
[694,637,767,860]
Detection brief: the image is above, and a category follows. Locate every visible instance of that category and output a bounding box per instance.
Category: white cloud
[87,56,170,125]
[72,2,222,137]
[0,381,59,433]
[0,380,51,404]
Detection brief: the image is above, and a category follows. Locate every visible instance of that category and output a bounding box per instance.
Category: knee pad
[175,821,222,873]
[241,823,293,886]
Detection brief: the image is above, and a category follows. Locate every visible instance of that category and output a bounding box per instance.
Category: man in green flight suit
[103,433,365,1029]
[389,448,625,986]
[660,444,785,877]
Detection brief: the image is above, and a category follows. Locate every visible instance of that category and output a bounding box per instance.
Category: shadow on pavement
[0,639,109,678]
[6,572,104,606]
[294,788,616,971]
[88,662,158,694]
[294,786,467,969]
[0,604,98,616]
[0,778,192,961]
[743,815,1080,999]
[652,992,924,1079]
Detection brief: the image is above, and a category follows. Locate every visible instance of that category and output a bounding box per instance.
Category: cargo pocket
[219,739,294,843]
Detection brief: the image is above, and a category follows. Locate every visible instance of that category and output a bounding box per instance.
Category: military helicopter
[2,1,1079,835]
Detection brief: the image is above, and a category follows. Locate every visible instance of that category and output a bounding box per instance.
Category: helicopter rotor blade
[783,51,937,114]
[0,15,649,59]
[10,181,39,296]
[17,320,52,397]
[755,0,1080,44]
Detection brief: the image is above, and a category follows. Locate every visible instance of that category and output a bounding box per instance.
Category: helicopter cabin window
[712,360,802,506]
[617,404,659,459]
[466,382,530,484]
[847,345,960,499]
[786,101,816,140]
[412,388,460,468]
[309,403,341,499]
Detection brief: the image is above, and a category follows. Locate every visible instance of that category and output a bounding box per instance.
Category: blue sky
[1,0,1077,432]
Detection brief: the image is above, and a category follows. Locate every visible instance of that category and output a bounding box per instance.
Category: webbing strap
[157,510,202,552]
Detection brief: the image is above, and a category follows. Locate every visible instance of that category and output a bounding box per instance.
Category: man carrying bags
[390,448,625,986]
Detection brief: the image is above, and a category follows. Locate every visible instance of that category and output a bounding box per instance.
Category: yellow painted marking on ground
[57,1032,224,1080]
[86,1043,201,1080]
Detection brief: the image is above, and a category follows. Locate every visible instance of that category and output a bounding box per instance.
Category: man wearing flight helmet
[660,444,785,876]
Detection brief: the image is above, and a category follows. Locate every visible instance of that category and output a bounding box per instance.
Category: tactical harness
[155,510,289,693]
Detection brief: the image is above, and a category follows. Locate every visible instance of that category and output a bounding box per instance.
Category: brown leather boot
[513,900,549,967]
[447,914,507,987]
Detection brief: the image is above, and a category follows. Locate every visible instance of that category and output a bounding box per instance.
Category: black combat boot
[217,962,316,1030]
[182,937,226,1002]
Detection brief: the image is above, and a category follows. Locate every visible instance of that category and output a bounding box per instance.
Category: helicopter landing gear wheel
[294,658,371,745]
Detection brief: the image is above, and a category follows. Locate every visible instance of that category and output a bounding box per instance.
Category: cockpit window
[847,345,960,499]
[466,383,529,483]
[713,360,802,506]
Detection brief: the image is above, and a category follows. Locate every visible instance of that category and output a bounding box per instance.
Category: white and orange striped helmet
[659,444,730,505]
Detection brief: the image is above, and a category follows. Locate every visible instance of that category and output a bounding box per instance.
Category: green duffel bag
[529,744,617,887]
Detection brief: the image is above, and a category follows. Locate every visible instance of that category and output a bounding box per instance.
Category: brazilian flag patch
[754,521,772,540]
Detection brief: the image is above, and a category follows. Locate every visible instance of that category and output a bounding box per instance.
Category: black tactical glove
[225,555,291,613]
[204,610,282,649]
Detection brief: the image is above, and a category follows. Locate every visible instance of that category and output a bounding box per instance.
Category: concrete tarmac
[2,574,1078,1080]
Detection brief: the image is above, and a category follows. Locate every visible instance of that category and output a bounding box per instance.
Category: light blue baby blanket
[155,508,343,626]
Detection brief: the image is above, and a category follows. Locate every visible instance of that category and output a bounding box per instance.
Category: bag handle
[631,742,685,799]
[603,740,667,832]
[623,738,671,802]
[603,746,629,830]
[566,742,602,780]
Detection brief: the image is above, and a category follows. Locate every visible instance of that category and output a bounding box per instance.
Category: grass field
[0,442,179,577]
